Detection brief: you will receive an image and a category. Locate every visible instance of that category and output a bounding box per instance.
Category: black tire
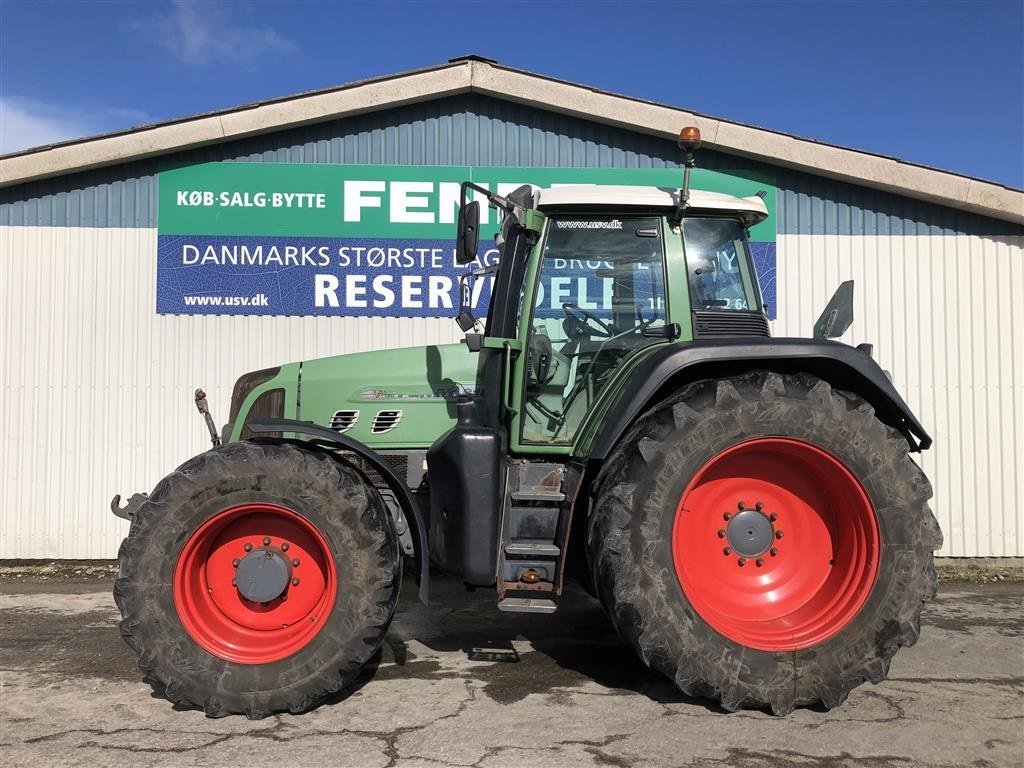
[114,440,401,718]
[587,370,941,715]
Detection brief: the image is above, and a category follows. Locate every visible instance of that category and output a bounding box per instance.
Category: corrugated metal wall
[773,233,1023,557]
[1,92,1021,558]
[0,225,465,558]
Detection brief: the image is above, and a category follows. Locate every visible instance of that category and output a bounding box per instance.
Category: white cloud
[0,97,149,155]
[149,1,297,67]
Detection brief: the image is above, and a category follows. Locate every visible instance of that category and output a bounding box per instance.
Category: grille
[692,311,770,338]
[371,410,403,434]
[228,366,280,424]
[381,453,409,476]
[238,388,285,440]
[330,409,359,432]
[338,452,409,487]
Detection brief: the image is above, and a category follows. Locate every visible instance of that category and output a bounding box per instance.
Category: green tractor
[112,127,940,718]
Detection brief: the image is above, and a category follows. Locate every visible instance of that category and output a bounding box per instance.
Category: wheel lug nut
[723,512,732,521]
[737,501,746,511]
[243,542,253,552]
[755,501,764,511]
[281,543,289,552]
[738,558,747,567]
[770,547,778,556]
[292,577,300,586]
[769,512,778,522]
[775,530,784,539]
[717,529,726,538]
[232,558,240,567]
[292,558,300,567]
[231,578,236,586]
[723,547,732,556]
[755,558,764,567]
[263,536,271,546]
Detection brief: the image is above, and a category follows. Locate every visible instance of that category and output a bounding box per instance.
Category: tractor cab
[454,179,770,452]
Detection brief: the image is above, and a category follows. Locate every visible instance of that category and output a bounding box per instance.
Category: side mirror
[813,280,854,339]
[455,200,480,265]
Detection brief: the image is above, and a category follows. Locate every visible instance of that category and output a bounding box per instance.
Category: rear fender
[244,418,430,604]
[590,338,932,461]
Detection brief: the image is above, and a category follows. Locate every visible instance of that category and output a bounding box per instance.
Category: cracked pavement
[1,575,1021,767]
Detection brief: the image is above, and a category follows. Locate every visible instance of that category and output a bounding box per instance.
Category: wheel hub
[173,503,337,664]
[726,508,774,557]
[672,438,880,652]
[235,548,291,603]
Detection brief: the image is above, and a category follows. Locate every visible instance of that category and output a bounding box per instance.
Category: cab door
[511,214,670,452]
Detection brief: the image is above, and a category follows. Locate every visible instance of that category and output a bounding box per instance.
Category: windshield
[682,217,757,312]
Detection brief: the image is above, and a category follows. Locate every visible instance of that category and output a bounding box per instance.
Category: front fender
[589,338,931,460]
[244,418,430,604]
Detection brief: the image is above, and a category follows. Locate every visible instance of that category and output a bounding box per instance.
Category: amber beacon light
[674,126,702,222]
[678,126,702,152]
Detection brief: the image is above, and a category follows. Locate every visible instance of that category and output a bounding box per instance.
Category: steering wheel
[562,302,614,338]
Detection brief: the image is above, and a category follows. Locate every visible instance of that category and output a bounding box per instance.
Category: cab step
[510,490,566,502]
[497,597,558,614]
[504,542,560,557]
[510,463,566,502]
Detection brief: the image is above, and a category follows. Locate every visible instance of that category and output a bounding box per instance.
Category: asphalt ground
[1,574,1021,768]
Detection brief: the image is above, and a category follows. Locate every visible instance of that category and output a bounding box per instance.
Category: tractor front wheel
[587,371,940,715]
[114,440,401,718]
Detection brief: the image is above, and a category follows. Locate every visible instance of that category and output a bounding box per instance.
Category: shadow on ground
[366,575,723,711]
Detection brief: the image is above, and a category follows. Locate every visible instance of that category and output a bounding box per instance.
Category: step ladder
[496,461,567,614]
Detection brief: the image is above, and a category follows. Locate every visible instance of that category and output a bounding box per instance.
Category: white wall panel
[0,226,462,559]
[1,227,1021,558]
[774,233,1024,557]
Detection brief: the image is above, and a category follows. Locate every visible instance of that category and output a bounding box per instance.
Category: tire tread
[587,370,940,715]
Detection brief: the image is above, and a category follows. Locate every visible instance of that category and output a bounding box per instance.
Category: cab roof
[534,184,770,226]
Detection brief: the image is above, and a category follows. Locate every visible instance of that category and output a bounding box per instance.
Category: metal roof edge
[1,58,1021,225]
[480,62,1019,190]
[0,60,469,163]
[469,61,1024,225]
[0,61,474,187]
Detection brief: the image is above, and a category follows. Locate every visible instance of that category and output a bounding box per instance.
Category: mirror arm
[460,181,516,217]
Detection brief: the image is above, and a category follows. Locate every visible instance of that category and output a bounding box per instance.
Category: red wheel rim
[672,438,879,652]
[173,503,337,664]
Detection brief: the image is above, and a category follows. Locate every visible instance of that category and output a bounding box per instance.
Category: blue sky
[1,0,1021,188]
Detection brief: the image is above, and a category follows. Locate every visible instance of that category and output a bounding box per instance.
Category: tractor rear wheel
[114,440,401,718]
[587,371,940,715]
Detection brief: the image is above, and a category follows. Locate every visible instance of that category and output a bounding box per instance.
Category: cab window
[522,216,666,444]
[682,217,755,311]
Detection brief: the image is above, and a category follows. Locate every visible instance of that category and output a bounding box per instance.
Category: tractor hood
[296,342,479,449]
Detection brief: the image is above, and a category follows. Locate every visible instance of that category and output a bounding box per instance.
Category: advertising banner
[157,164,776,317]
